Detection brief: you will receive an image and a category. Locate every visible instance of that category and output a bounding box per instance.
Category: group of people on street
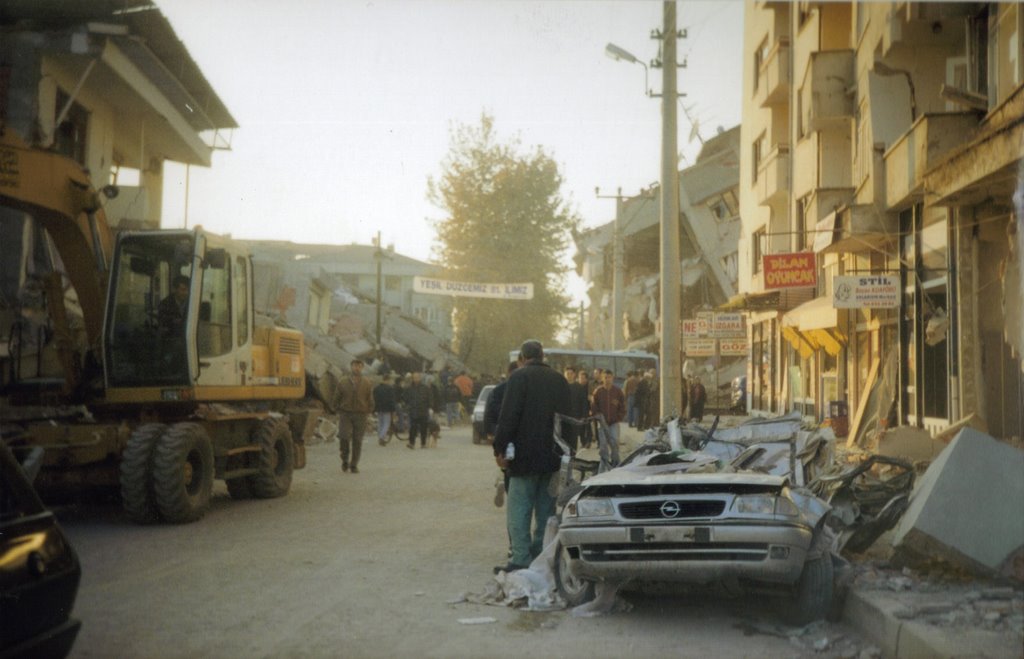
[335,360,476,473]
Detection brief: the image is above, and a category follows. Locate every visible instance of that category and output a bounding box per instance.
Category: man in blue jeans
[492,340,571,572]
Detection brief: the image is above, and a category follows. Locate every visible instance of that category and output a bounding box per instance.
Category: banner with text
[832,275,900,309]
[413,276,534,300]
[763,252,817,289]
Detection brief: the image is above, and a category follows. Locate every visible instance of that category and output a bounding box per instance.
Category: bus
[507,348,658,386]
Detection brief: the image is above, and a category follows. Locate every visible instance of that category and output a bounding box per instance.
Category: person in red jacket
[591,369,626,445]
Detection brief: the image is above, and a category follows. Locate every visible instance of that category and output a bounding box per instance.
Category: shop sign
[683,337,716,357]
[712,313,746,338]
[719,338,749,356]
[696,311,714,336]
[763,252,817,289]
[832,275,900,309]
[681,319,702,338]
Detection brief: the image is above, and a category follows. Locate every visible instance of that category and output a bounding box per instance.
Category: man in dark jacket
[403,372,433,449]
[372,375,397,445]
[591,369,626,445]
[493,340,570,572]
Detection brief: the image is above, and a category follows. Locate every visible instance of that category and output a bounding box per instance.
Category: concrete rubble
[891,427,1024,581]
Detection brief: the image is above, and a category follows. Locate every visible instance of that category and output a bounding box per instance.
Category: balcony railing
[756,38,790,108]
[756,144,790,207]
[800,50,854,133]
[884,112,980,210]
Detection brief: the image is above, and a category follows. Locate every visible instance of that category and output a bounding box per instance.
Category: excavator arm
[0,130,114,351]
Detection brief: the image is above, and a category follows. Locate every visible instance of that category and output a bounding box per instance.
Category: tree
[428,114,579,373]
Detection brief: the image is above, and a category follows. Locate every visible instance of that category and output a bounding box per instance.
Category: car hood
[580,458,788,489]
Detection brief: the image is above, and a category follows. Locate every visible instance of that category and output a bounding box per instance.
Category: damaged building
[239,239,463,392]
[735,1,1023,445]
[574,126,744,394]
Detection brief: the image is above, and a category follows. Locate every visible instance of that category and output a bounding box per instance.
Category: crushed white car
[553,415,836,624]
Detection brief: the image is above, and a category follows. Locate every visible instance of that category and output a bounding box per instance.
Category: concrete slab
[876,426,947,462]
[892,428,1024,579]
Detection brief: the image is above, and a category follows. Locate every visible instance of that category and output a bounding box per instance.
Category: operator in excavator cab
[158,275,190,337]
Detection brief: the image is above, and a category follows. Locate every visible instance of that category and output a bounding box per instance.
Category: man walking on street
[624,370,639,427]
[373,374,397,445]
[404,371,434,449]
[336,358,374,473]
[493,340,570,572]
[591,369,626,445]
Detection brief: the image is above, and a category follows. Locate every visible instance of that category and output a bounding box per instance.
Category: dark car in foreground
[471,384,496,444]
[554,445,834,624]
[1,442,81,659]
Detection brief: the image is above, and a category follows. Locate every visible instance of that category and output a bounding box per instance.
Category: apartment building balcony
[818,203,898,255]
[755,144,790,208]
[884,112,980,210]
[800,50,854,133]
[756,38,790,108]
[806,187,855,250]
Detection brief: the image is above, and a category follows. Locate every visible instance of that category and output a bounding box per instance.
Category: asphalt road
[59,422,872,658]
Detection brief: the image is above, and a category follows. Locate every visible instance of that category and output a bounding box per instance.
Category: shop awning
[783,295,838,331]
[719,290,780,311]
[781,296,847,357]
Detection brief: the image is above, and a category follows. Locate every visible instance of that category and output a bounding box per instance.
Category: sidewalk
[842,569,1023,658]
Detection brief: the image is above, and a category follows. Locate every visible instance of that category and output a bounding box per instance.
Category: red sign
[763,252,817,289]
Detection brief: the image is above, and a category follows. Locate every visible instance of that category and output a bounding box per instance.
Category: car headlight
[731,494,801,517]
[732,494,777,515]
[567,498,614,518]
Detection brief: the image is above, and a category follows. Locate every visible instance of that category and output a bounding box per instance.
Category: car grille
[581,542,769,562]
[617,500,725,519]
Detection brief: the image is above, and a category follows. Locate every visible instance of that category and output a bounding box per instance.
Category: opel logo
[660,500,681,518]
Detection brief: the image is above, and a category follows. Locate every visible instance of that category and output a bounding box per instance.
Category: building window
[754,37,769,93]
[720,252,738,284]
[795,195,809,250]
[752,227,766,274]
[54,89,88,165]
[752,132,766,183]
[339,273,359,290]
[385,275,401,291]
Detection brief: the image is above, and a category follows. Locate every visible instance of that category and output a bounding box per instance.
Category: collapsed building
[240,239,464,408]
[573,126,745,405]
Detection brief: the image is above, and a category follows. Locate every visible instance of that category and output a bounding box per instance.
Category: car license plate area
[628,526,711,543]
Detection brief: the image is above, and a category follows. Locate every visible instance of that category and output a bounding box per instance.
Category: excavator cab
[104,231,197,388]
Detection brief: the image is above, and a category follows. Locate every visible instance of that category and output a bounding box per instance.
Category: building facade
[738,1,1023,442]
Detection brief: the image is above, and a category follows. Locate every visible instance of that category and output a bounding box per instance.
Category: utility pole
[374,230,383,359]
[657,1,682,417]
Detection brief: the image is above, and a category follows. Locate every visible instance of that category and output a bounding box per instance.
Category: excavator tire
[249,417,294,499]
[120,423,167,523]
[152,422,214,523]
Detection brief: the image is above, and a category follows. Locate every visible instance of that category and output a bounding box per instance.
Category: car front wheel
[553,542,595,607]
[786,553,834,625]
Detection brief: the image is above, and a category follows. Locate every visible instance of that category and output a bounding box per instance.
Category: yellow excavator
[1,129,314,523]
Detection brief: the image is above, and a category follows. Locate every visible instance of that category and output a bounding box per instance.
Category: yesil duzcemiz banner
[413,276,534,300]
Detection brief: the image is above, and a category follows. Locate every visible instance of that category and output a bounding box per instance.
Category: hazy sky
[158,0,744,265]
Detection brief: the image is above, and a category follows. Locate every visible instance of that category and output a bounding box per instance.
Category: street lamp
[604,42,651,97]
[606,2,682,417]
